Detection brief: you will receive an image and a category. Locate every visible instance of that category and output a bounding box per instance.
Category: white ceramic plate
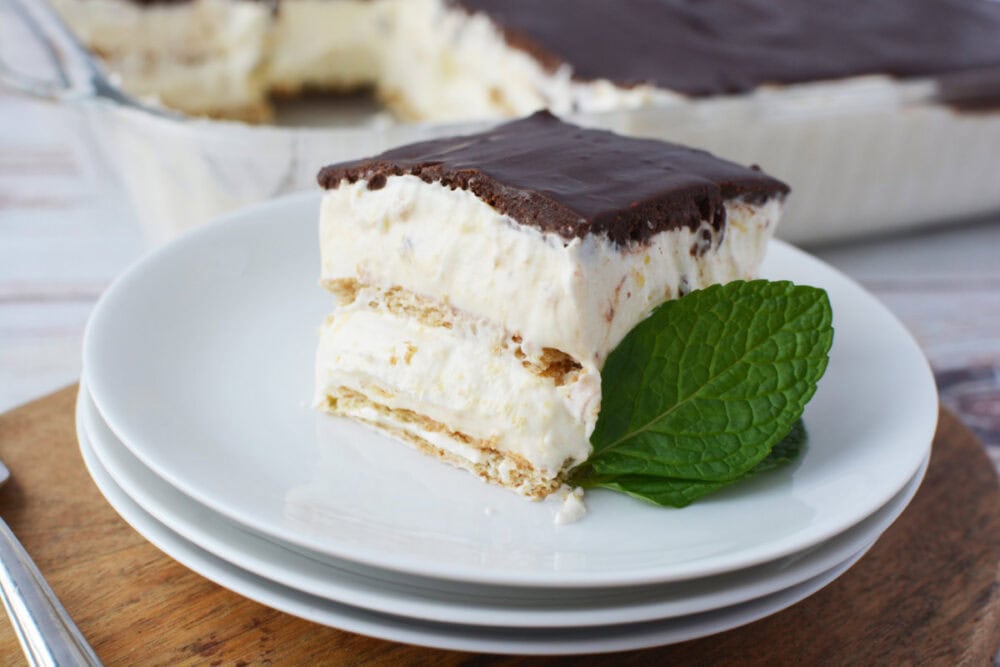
[83,191,938,587]
[79,383,927,628]
[77,416,873,655]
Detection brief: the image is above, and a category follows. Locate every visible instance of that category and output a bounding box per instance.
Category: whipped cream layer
[267,0,390,94]
[315,286,600,493]
[380,0,680,120]
[50,0,269,118]
[253,0,686,120]
[52,0,684,121]
[320,175,781,369]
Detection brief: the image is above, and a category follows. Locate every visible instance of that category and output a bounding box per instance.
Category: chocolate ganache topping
[317,111,788,246]
[456,0,1000,96]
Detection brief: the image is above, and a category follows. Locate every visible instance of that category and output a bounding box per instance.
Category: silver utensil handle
[0,518,102,666]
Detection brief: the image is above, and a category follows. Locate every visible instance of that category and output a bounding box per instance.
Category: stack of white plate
[76,193,938,655]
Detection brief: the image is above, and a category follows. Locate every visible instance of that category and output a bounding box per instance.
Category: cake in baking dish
[312,111,789,498]
[50,0,1000,121]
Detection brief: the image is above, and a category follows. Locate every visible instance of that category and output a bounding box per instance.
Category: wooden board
[0,386,998,665]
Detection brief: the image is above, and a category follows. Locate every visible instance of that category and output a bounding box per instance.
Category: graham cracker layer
[320,387,565,499]
[322,279,584,386]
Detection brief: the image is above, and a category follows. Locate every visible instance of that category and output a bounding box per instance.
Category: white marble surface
[1,91,999,471]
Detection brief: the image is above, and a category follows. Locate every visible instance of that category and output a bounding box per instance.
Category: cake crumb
[554,487,587,525]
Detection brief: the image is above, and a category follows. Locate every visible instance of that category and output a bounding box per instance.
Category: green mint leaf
[576,419,808,508]
[584,280,832,483]
[750,418,807,475]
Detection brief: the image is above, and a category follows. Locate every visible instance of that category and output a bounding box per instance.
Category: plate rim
[76,404,875,654]
[78,381,928,627]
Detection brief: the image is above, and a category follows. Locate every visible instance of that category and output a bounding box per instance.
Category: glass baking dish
[3,0,999,247]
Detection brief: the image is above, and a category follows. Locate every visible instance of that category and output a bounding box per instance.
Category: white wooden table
[2,91,999,473]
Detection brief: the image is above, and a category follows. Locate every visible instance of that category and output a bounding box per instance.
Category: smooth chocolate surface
[457,0,1000,96]
[937,66,1000,112]
[317,111,788,245]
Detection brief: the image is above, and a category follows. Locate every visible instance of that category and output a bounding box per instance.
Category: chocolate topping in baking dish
[457,0,1000,96]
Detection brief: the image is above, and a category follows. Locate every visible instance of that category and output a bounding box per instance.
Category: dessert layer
[319,172,781,367]
[458,0,1000,96]
[318,111,788,244]
[50,0,270,118]
[266,0,388,94]
[375,0,551,120]
[314,284,599,497]
[375,0,676,120]
[318,388,564,499]
[56,0,1000,120]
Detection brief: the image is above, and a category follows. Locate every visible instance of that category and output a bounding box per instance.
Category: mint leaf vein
[571,280,833,502]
